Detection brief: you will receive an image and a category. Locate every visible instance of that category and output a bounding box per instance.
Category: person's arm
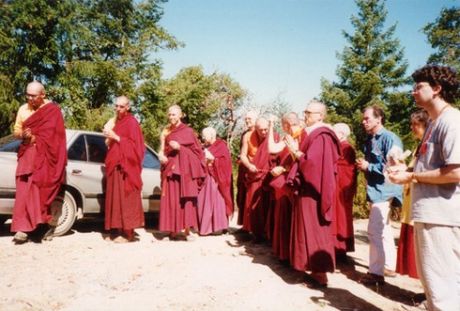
[158,129,168,164]
[239,131,257,172]
[13,105,26,139]
[389,164,460,185]
[267,119,285,154]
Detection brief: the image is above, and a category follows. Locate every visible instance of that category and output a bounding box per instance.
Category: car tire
[49,191,77,236]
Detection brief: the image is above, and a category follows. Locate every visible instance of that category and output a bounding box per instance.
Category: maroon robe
[335,140,357,253]
[288,126,341,273]
[104,113,145,231]
[236,130,249,225]
[159,123,206,233]
[242,132,275,239]
[12,102,67,233]
[206,139,234,216]
[197,139,233,235]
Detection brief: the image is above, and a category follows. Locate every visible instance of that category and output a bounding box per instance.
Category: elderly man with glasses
[11,81,67,244]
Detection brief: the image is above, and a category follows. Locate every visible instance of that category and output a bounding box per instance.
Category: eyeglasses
[304,110,321,115]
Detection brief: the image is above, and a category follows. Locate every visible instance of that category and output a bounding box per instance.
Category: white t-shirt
[412,107,460,226]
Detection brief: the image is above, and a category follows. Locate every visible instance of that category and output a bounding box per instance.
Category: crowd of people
[9,64,459,310]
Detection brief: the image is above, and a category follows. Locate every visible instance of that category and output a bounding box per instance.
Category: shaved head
[168,104,182,115]
[26,81,45,95]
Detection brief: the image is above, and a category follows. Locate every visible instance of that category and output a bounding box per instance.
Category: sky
[155,0,457,113]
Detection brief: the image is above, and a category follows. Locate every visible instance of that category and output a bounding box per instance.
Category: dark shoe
[13,231,28,244]
[383,268,397,277]
[304,273,328,288]
[360,272,385,285]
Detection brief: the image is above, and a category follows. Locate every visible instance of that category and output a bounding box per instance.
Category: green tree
[319,0,410,217]
[320,0,409,148]
[0,0,180,136]
[141,66,247,150]
[422,6,460,107]
[423,6,460,72]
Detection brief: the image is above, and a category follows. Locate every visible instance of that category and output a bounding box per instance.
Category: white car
[0,129,162,236]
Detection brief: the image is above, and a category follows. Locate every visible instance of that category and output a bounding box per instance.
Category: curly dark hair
[412,65,459,103]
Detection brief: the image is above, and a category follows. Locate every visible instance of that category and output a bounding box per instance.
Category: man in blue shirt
[356,105,403,285]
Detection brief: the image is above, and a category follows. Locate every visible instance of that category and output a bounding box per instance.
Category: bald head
[26,81,45,95]
[282,112,300,126]
[167,104,183,126]
[255,117,269,139]
[168,104,182,115]
[244,110,258,129]
[333,123,351,142]
[202,127,217,145]
[304,100,327,126]
[26,81,46,109]
[115,96,130,107]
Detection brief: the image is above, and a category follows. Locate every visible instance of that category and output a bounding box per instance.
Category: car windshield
[0,135,21,153]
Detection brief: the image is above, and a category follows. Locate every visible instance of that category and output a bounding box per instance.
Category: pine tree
[423,7,460,72]
[320,0,409,147]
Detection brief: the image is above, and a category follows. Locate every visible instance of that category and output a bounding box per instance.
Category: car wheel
[49,191,77,236]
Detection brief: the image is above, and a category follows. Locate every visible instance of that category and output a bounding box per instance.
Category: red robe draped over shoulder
[206,139,234,216]
[159,123,206,233]
[12,102,67,233]
[242,132,276,239]
[104,113,145,231]
[335,140,357,253]
[197,139,233,235]
[289,126,341,273]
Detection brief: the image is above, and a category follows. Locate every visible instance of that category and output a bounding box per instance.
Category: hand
[22,128,32,139]
[248,163,258,173]
[356,158,369,171]
[385,163,407,174]
[204,149,215,161]
[169,140,180,150]
[271,166,286,177]
[284,135,299,153]
[103,129,120,142]
[388,171,413,185]
[268,115,278,124]
[159,154,168,164]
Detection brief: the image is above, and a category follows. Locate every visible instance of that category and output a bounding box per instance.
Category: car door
[67,133,107,213]
[0,136,21,214]
[141,146,162,212]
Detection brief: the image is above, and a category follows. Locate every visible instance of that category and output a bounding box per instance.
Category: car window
[143,148,160,169]
[86,135,107,163]
[0,135,21,153]
[68,135,87,161]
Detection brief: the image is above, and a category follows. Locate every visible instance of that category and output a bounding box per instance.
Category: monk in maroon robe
[103,96,145,243]
[236,111,258,225]
[197,127,233,235]
[240,117,275,241]
[286,100,341,287]
[158,105,206,240]
[11,81,67,243]
[333,123,357,257]
[268,112,304,261]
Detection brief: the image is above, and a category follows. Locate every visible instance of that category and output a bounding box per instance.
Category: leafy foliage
[320,0,411,217]
[423,6,460,72]
[422,6,460,107]
[142,66,247,150]
[0,0,180,136]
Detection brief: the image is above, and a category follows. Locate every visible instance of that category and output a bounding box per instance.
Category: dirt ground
[0,215,424,311]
